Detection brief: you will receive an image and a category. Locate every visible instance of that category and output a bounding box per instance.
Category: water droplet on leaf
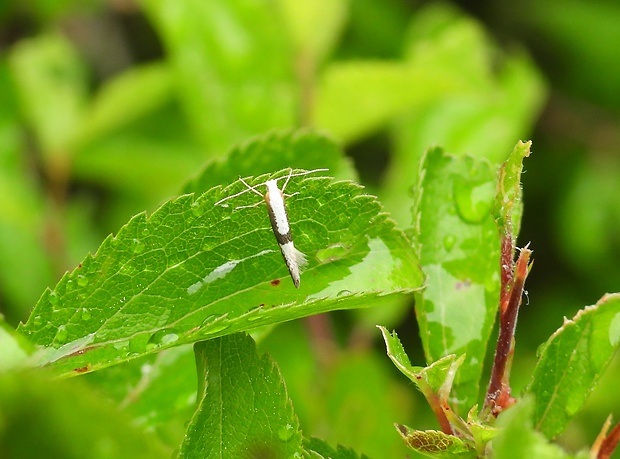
[277,424,295,442]
[191,201,205,217]
[77,274,89,287]
[452,176,495,223]
[49,290,59,305]
[80,308,91,321]
[131,238,145,254]
[443,235,456,251]
[316,243,350,263]
[56,325,68,344]
[201,315,217,326]
[230,208,245,222]
[146,329,179,350]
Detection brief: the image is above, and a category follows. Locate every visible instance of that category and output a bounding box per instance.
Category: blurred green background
[1,0,619,457]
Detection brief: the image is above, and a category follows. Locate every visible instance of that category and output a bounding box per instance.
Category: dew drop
[191,201,205,217]
[56,325,68,344]
[315,243,349,263]
[65,279,75,292]
[131,238,145,254]
[229,208,245,222]
[33,315,43,326]
[201,315,217,326]
[113,341,130,351]
[48,290,59,305]
[80,308,91,321]
[337,289,352,297]
[146,328,179,350]
[452,176,495,224]
[77,274,89,287]
[443,235,456,252]
[277,424,295,442]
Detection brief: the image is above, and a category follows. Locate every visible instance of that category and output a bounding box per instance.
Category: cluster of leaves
[2,132,620,458]
[1,1,619,458]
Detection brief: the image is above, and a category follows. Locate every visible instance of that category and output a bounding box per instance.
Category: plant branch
[484,245,532,417]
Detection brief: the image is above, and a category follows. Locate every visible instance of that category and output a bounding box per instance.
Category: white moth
[214,168,328,288]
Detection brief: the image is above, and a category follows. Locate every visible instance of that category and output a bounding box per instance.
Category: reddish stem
[484,246,532,416]
[499,234,514,314]
[597,420,620,459]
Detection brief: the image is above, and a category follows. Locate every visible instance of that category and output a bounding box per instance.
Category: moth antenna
[214,176,265,206]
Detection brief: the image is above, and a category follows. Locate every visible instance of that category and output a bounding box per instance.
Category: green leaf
[557,156,620,290]
[0,317,32,372]
[378,325,461,395]
[75,62,173,148]
[84,345,197,448]
[495,140,531,242]
[382,3,545,227]
[395,426,477,459]
[412,147,501,411]
[399,2,545,165]
[278,0,349,64]
[262,321,413,458]
[19,160,422,376]
[492,397,589,459]
[7,32,87,158]
[183,129,358,196]
[179,333,303,458]
[320,351,414,458]
[0,372,170,459]
[0,60,55,320]
[142,0,296,154]
[524,0,620,109]
[315,61,463,143]
[525,293,620,439]
[73,103,203,200]
[303,437,370,459]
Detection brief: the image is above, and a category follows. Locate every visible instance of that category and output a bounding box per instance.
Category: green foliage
[492,397,590,459]
[412,147,501,410]
[19,138,421,377]
[0,371,170,459]
[141,0,296,154]
[378,144,620,458]
[1,1,619,458]
[180,334,303,458]
[396,427,477,459]
[526,293,620,440]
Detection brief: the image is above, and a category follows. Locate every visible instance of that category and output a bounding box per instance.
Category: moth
[214,168,328,288]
